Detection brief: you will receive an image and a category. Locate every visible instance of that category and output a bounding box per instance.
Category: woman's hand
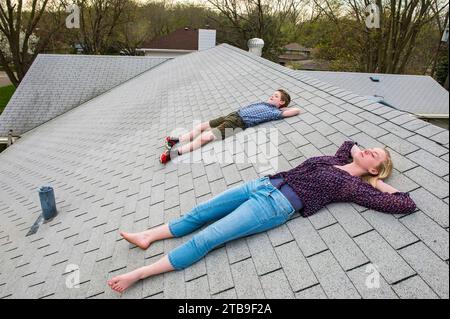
[375,179,400,194]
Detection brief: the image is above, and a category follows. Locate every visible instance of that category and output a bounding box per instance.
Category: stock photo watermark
[65,263,80,289]
[66,4,80,29]
[365,2,381,29]
[168,121,280,173]
[365,264,380,289]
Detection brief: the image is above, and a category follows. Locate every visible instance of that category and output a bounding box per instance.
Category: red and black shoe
[159,150,171,164]
[159,150,178,164]
[164,136,179,150]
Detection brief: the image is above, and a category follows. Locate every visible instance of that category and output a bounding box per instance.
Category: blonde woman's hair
[362,148,393,188]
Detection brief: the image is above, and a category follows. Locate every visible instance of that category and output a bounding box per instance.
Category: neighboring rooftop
[0,44,448,299]
[284,43,311,51]
[279,43,312,65]
[138,27,216,55]
[0,54,169,137]
[298,70,450,118]
[142,27,199,50]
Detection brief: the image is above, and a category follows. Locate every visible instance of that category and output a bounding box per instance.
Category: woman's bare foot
[120,231,152,250]
[107,271,141,294]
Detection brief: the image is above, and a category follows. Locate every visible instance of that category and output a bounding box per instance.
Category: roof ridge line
[220,44,433,133]
[220,44,383,110]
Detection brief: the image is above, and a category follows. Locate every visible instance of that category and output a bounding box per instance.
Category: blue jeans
[167,176,296,270]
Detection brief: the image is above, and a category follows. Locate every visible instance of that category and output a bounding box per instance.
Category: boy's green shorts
[209,111,247,140]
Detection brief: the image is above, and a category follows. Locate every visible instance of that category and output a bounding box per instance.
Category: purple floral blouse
[270,141,417,217]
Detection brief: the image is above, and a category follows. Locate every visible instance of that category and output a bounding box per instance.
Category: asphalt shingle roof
[298,70,450,117]
[0,54,170,136]
[0,44,448,299]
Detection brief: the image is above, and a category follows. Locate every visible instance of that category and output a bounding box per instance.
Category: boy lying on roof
[160,89,301,164]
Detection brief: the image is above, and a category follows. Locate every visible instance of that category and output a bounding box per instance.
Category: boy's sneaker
[159,150,171,164]
[164,136,179,150]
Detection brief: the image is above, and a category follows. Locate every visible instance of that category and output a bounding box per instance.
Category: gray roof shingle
[297,70,449,116]
[0,44,448,299]
[0,54,170,136]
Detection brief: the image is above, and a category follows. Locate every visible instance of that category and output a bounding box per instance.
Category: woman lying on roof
[108,140,416,293]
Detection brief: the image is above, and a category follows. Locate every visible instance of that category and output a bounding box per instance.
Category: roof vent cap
[248,38,264,56]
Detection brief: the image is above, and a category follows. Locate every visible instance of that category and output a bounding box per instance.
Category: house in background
[137,27,216,58]
[278,43,313,66]
[278,43,331,70]
[299,70,450,129]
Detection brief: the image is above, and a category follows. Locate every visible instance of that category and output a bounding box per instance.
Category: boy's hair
[277,89,291,107]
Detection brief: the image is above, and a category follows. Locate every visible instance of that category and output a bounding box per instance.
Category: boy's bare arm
[280,107,301,118]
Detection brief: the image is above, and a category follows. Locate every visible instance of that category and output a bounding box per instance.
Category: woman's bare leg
[120,224,173,250]
[108,255,174,293]
[177,131,216,155]
[178,122,211,143]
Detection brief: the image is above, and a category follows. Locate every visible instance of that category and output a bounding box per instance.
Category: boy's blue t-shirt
[237,102,283,128]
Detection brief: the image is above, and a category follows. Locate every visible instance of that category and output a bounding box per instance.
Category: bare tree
[311,0,449,73]
[429,6,448,76]
[206,0,308,59]
[73,0,129,54]
[0,0,66,87]
[111,0,149,55]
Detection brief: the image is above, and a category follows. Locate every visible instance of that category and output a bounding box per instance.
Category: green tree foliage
[1,0,448,85]
[436,53,449,86]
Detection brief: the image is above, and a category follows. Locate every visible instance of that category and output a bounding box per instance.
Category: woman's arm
[280,107,301,118]
[346,180,417,214]
[375,180,400,194]
[335,141,358,161]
